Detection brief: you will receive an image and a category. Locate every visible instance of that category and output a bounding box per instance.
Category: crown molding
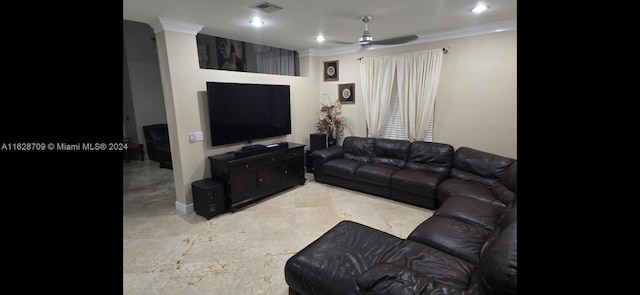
[299,19,516,57]
[299,46,361,58]
[416,20,517,43]
[149,17,203,35]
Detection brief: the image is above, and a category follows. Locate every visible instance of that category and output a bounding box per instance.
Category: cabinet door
[230,169,258,203]
[285,157,305,182]
[257,163,285,190]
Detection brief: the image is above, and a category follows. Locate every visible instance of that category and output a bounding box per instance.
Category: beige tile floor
[123,159,434,295]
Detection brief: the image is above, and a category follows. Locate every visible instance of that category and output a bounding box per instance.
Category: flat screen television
[206,82,291,147]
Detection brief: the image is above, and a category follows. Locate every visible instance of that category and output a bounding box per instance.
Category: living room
[123,25,516,215]
[123,1,516,294]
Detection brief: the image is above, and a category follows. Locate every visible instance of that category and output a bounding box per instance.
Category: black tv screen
[206,82,291,146]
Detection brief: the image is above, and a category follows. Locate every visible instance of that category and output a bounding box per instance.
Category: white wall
[152,26,319,212]
[314,30,517,158]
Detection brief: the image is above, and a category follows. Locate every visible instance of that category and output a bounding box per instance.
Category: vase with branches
[315,94,344,146]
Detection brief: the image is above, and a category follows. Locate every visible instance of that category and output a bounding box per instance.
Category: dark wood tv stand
[208,142,306,211]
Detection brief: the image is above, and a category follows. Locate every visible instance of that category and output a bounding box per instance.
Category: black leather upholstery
[313,136,455,210]
[407,215,491,264]
[479,199,517,295]
[437,147,516,207]
[285,221,405,295]
[285,196,517,295]
[372,138,411,167]
[286,139,517,295]
[285,198,517,295]
[354,164,402,186]
[343,137,377,163]
[143,124,172,169]
[405,141,454,175]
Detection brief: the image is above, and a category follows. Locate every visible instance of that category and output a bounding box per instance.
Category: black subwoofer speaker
[192,178,226,219]
[310,133,327,151]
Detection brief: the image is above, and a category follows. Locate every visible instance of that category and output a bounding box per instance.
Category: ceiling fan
[329,15,419,47]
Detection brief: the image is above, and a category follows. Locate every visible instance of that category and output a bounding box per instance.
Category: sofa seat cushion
[390,169,447,197]
[354,163,402,186]
[435,196,506,232]
[357,263,432,295]
[357,263,473,295]
[407,215,490,264]
[438,178,505,207]
[324,159,367,180]
[285,220,476,295]
[285,220,404,295]
[382,239,476,289]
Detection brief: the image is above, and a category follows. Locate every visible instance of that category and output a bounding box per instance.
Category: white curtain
[396,49,443,141]
[359,56,397,137]
[253,44,295,75]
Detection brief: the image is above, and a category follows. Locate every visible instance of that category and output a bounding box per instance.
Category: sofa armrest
[312,146,344,183]
[357,263,477,295]
[490,182,515,205]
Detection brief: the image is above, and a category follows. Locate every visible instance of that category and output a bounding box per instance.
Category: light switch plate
[195,131,204,141]
[189,132,196,142]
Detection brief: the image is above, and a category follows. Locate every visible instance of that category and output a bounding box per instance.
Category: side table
[123,138,144,163]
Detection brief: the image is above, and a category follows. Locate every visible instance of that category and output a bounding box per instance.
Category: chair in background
[142,124,172,169]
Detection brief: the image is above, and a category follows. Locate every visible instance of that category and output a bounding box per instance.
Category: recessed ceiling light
[315,35,326,42]
[471,4,488,13]
[250,17,264,27]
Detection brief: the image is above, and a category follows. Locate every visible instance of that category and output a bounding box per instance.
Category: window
[371,81,435,142]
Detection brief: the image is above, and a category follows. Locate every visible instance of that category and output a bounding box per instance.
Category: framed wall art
[339,83,355,104]
[216,37,246,72]
[323,60,339,81]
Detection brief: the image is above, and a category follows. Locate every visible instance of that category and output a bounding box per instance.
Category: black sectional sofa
[312,137,454,209]
[284,136,517,295]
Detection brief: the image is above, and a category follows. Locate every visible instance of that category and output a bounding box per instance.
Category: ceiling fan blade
[358,45,374,52]
[327,40,356,45]
[371,34,419,45]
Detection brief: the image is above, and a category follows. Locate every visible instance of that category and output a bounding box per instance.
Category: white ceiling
[123,0,517,56]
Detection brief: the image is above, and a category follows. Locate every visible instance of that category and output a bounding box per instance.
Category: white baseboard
[175,201,194,215]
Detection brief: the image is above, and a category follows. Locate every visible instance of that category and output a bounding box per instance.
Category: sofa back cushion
[342,137,376,163]
[372,138,411,168]
[490,161,517,204]
[450,147,515,187]
[497,196,517,228]
[502,161,517,192]
[405,142,454,176]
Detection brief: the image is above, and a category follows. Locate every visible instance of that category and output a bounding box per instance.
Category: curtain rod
[357,46,450,61]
